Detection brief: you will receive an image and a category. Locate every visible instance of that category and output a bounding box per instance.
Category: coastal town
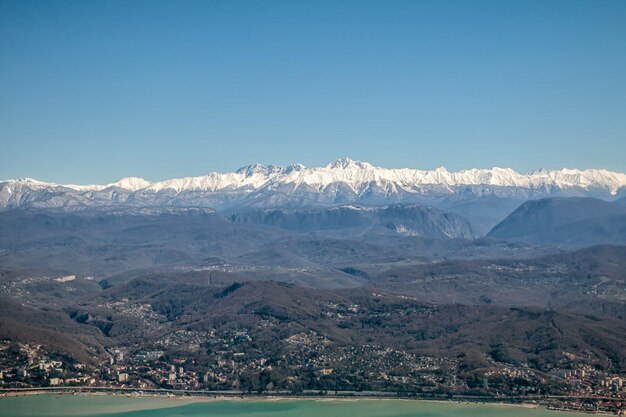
[1,268,625,416]
[1,340,624,415]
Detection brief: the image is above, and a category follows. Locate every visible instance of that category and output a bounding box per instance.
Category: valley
[1,162,625,414]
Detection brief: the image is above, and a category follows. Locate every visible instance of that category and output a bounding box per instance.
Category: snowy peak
[3,161,626,194]
[236,163,306,177]
[326,158,374,170]
[236,164,283,177]
[63,177,151,192]
[107,177,151,191]
[1,159,626,210]
[10,178,54,188]
[283,163,305,174]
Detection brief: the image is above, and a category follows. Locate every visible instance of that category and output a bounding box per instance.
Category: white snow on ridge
[62,177,152,192]
[3,158,626,196]
[107,177,152,191]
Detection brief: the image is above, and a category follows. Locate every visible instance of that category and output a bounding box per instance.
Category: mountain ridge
[4,158,626,193]
[2,159,625,214]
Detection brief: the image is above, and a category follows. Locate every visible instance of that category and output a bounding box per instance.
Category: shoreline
[1,388,616,416]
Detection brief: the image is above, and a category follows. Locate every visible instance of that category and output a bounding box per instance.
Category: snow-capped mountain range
[2,158,626,212]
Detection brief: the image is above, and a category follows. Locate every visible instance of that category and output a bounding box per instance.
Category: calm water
[0,395,586,417]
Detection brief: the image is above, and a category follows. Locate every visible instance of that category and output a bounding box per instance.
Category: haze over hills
[3,158,626,235]
[3,0,626,408]
[2,159,626,399]
[489,197,626,246]
[229,204,478,238]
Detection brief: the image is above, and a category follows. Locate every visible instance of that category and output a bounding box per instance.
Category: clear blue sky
[1,0,625,183]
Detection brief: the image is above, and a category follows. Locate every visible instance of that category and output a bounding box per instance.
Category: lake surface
[0,395,586,417]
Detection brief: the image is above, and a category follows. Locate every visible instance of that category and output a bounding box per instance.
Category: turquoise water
[0,395,586,417]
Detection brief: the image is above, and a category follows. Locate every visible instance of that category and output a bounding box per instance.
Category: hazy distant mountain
[0,206,545,283]
[3,159,625,233]
[229,204,478,238]
[488,197,626,246]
